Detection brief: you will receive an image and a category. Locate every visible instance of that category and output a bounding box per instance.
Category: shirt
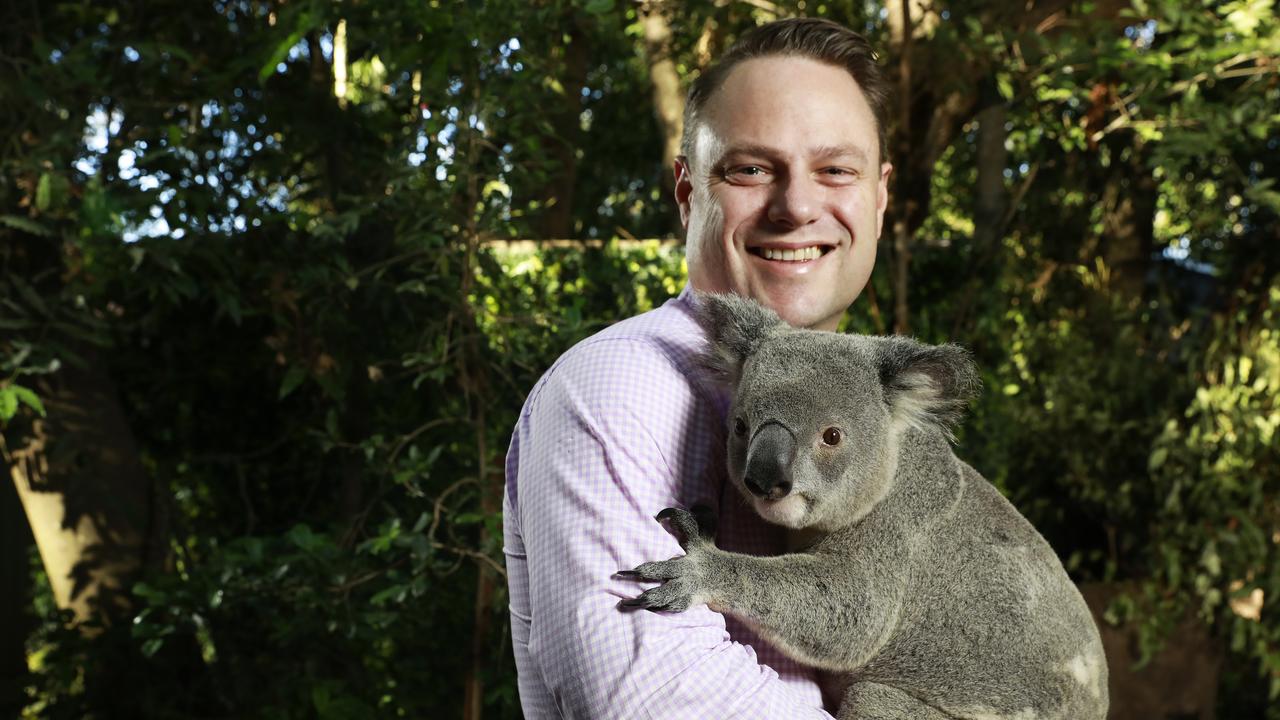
[503,286,833,719]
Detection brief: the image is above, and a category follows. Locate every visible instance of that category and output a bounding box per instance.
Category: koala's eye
[734,418,748,437]
[822,427,843,446]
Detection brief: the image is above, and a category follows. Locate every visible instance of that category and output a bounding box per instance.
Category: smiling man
[504,18,892,718]
[679,44,890,333]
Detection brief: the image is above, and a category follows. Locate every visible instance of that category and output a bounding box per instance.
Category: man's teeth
[760,246,823,262]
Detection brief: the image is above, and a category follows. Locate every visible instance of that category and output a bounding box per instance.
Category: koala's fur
[620,293,1108,720]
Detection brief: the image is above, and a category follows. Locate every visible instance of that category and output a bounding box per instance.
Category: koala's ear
[694,292,786,383]
[877,336,981,441]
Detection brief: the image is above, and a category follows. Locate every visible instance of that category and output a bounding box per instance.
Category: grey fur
[621,293,1108,720]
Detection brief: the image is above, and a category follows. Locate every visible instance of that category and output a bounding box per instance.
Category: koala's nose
[743,422,795,500]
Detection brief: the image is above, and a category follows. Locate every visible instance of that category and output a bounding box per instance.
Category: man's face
[676,56,892,331]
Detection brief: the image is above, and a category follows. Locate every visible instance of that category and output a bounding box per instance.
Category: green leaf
[584,0,615,14]
[311,685,332,714]
[258,27,307,84]
[370,584,407,606]
[132,42,196,66]
[1244,180,1280,213]
[132,581,161,601]
[0,317,32,331]
[287,523,322,550]
[1148,446,1168,471]
[10,385,45,416]
[279,366,307,399]
[0,389,17,421]
[35,174,53,211]
[409,534,429,559]
[411,511,430,533]
[996,74,1014,101]
[0,214,53,237]
[9,274,49,318]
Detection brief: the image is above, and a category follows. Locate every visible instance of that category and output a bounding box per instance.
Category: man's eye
[725,165,769,183]
[816,167,860,185]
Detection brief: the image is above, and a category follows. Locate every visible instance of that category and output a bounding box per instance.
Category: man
[504,17,893,718]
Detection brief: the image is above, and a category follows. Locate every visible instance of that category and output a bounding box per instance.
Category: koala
[618,293,1108,720]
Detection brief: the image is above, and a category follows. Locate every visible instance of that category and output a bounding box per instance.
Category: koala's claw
[619,558,679,581]
[618,576,697,613]
[618,555,702,613]
[656,505,716,547]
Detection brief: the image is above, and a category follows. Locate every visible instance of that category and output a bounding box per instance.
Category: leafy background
[0,0,1277,718]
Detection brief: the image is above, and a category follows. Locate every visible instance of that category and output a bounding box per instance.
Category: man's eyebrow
[717,143,784,161]
[810,144,870,165]
[716,143,870,165]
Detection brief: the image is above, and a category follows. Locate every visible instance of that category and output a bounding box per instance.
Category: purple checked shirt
[503,287,834,719]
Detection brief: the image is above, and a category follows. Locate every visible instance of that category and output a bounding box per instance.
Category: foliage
[1,0,1278,717]
[1147,282,1280,698]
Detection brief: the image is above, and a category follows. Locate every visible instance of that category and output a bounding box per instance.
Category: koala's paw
[617,556,701,612]
[616,506,718,613]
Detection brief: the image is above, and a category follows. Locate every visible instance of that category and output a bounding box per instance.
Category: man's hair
[680,17,890,164]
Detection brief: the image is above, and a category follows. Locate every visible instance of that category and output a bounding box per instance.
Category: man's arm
[504,338,833,719]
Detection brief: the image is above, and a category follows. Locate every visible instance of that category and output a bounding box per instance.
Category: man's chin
[755,295,842,331]
[737,276,842,328]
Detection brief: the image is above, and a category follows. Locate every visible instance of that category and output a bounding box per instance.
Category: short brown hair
[680,17,890,163]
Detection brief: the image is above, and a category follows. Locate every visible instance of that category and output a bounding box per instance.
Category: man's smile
[746,244,836,262]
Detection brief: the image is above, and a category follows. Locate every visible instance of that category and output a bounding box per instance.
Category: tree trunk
[538,17,590,239]
[973,76,1008,254]
[1081,582,1221,720]
[639,1,684,183]
[1099,138,1156,303]
[947,77,1009,338]
[0,458,33,716]
[459,95,498,720]
[887,0,916,335]
[3,344,152,631]
[462,435,500,720]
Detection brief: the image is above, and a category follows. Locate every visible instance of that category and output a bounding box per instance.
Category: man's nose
[766,172,821,228]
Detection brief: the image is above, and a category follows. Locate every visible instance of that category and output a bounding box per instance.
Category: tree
[1,1,1277,717]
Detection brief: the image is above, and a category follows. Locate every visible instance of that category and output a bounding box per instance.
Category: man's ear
[875,161,892,239]
[674,155,694,229]
[695,292,786,384]
[876,336,980,441]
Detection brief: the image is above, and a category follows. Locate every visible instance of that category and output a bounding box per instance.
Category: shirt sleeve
[504,337,833,719]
